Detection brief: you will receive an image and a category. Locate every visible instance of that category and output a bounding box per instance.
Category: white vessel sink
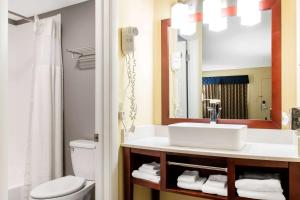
[168,123,247,150]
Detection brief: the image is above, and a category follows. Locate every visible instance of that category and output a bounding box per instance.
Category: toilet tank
[70,140,96,181]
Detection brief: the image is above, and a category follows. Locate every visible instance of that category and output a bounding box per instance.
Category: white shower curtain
[24,14,63,199]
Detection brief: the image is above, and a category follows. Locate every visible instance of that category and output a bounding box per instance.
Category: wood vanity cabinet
[123,147,300,200]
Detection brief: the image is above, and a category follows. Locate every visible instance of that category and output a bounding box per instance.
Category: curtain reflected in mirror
[202,76,249,119]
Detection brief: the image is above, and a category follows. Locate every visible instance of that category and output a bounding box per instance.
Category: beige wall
[203,67,272,120]
[297,0,300,106]
[282,0,297,115]
[118,0,155,199]
[118,0,154,126]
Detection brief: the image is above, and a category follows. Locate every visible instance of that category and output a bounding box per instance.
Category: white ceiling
[202,10,272,71]
[9,0,88,19]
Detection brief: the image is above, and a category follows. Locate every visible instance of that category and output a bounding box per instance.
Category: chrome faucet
[207,99,222,124]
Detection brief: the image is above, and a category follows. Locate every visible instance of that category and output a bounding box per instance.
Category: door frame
[95,0,119,199]
[297,0,300,106]
[0,0,8,199]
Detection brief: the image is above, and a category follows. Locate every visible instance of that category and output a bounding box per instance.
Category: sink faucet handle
[207,106,214,111]
[207,100,221,123]
[217,107,222,119]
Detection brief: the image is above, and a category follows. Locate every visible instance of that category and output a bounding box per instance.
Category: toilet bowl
[31,176,95,200]
[30,140,96,200]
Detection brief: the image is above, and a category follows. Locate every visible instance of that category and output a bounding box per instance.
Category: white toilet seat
[31,176,93,200]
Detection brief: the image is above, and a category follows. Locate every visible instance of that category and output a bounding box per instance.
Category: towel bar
[168,161,228,173]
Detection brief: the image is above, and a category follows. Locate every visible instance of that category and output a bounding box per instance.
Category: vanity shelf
[166,188,227,200]
[123,147,300,200]
[131,178,160,190]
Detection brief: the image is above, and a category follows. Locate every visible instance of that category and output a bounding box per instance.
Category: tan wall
[282,0,297,115]
[298,0,300,106]
[117,0,154,199]
[118,0,154,126]
[203,67,272,120]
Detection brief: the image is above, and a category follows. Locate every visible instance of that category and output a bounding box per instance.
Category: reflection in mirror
[169,8,272,120]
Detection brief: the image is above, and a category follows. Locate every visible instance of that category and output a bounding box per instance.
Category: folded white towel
[177,177,207,191]
[235,179,283,192]
[237,189,286,200]
[177,170,199,183]
[205,180,226,189]
[206,175,227,188]
[132,170,160,184]
[202,182,228,196]
[141,162,160,170]
[240,172,280,180]
[138,166,160,176]
[208,174,227,183]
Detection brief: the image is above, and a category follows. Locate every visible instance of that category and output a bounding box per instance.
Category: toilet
[30,140,96,200]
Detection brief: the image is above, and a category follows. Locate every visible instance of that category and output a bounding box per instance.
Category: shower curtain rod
[8,10,33,25]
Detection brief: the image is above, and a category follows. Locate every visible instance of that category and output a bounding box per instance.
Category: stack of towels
[177,170,207,191]
[132,162,160,183]
[176,171,227,197]
[202,174,228,196]
[236,172,286,200]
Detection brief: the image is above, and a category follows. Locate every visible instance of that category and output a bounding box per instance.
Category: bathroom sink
[168,123,247,150]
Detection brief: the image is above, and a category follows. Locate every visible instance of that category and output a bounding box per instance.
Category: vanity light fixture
[180,21,197,36]
[203,0,227,32]
[171,1,196,36]
[171,2,189,30]
[237,0,262,26]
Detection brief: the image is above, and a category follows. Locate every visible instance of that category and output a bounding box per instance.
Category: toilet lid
[31,176,86,199]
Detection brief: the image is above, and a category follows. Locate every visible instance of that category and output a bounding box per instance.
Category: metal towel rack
[66,47,95,69]
[66,47,95,58]
[168,161,228,173]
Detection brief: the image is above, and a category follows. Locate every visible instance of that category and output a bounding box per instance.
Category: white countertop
[122,136,300,162]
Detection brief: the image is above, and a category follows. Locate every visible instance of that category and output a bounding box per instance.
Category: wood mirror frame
[161,0,281,128]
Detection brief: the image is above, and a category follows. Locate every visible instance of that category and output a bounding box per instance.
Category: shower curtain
[24,14,63,199]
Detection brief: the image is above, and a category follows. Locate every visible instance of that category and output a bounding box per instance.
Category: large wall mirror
[161,0,281,128]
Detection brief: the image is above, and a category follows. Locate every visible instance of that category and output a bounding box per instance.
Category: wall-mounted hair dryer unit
[120,27,139,134]
[121,27,139,55]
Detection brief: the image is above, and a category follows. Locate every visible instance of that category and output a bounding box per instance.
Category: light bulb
[237,0,262,26]
[171,3,189,29]
[203,0,227,32]
[180,22,197,36]
[171,2,196,36]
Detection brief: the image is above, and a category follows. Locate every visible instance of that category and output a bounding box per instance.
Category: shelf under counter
[123,146,300,200]
[131,177,160,190]
[131,178,228,200]
[235,198,257,200]
[166,187,227,200]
